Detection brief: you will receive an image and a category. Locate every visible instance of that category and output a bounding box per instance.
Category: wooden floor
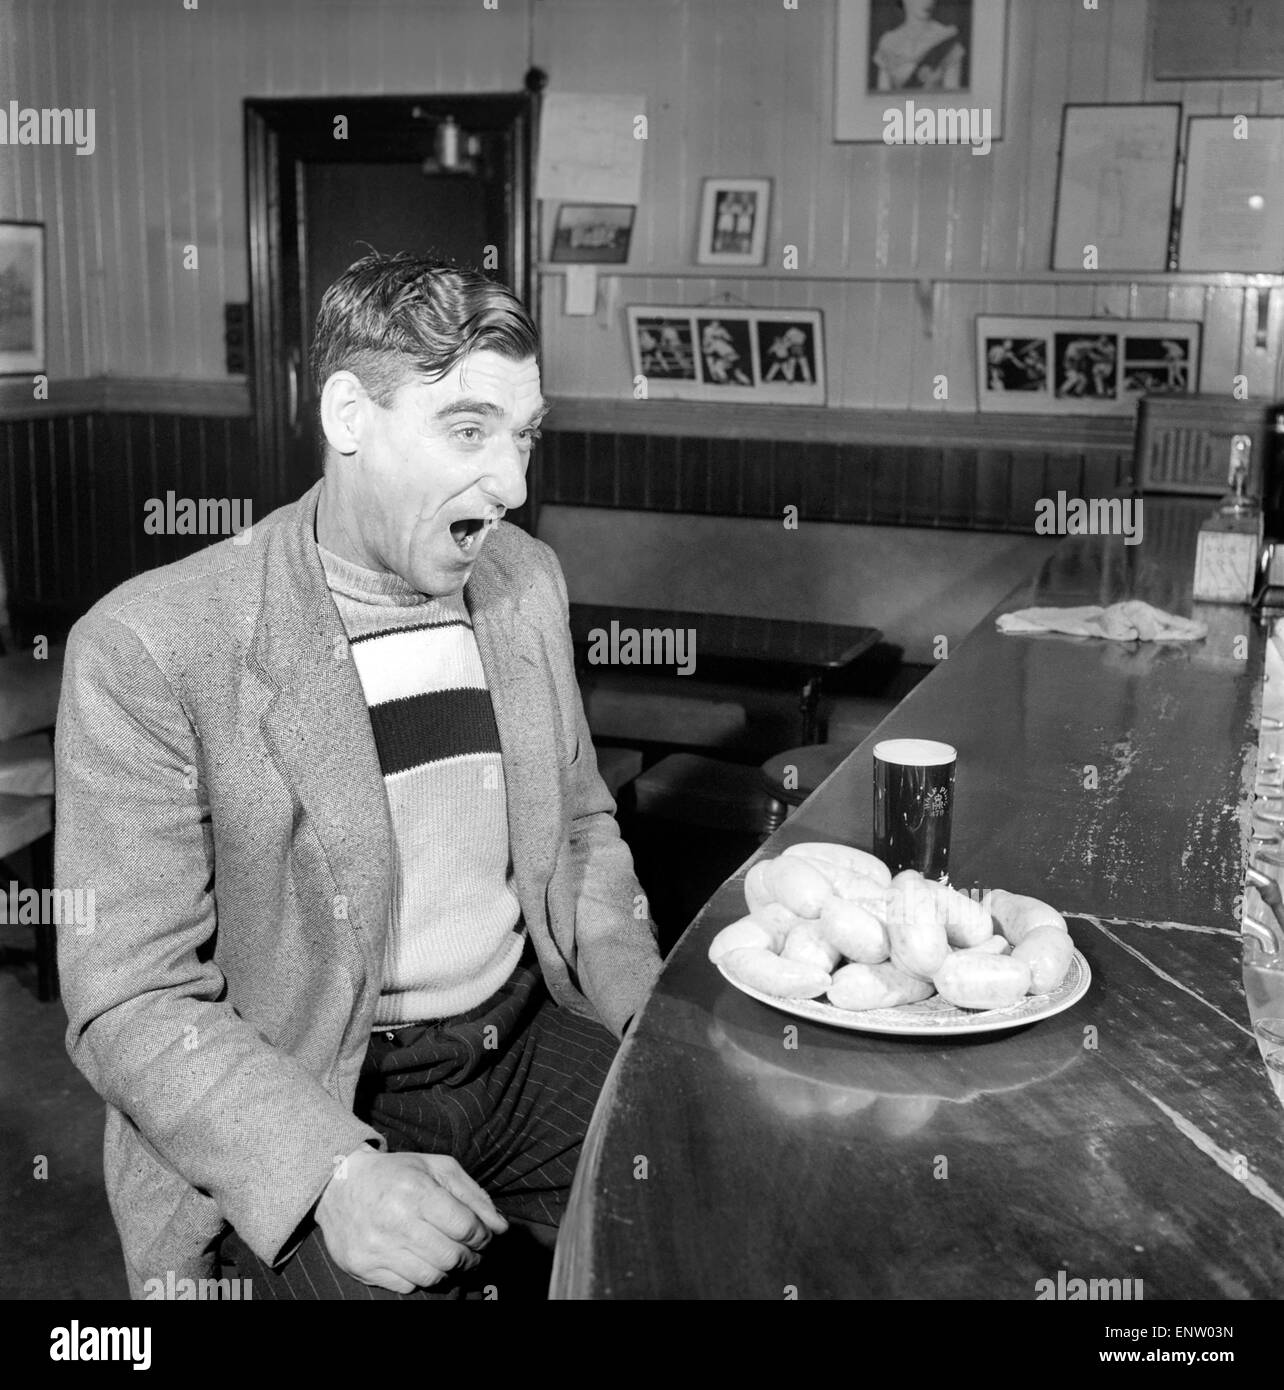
[0,930,128,1299]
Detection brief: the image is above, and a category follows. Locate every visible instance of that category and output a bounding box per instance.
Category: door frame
[244,90,539,506]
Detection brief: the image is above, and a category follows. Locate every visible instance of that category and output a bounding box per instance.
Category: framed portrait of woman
[835,0,1007,144]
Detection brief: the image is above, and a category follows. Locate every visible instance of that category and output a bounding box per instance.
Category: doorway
[245,92,538,510]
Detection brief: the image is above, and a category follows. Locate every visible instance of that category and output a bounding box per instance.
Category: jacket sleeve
[54,611,383,1266]
[539,551,664,1036]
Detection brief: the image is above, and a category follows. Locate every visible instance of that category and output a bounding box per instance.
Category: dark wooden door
[245,93,537,511]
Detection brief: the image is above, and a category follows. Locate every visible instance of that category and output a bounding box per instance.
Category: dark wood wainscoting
[534,432,1130,531]
[0,389,1135,642]
[1,412,258,642]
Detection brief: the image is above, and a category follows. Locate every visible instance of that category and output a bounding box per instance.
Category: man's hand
[314,1148,508,1294]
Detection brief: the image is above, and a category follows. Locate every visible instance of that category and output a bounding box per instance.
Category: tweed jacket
[54,479,662,1298]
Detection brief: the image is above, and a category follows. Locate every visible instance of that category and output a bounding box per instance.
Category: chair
[0,549,60,1001]
[759,742,855,835]
[594,745,644,813]
[632,752,778,837]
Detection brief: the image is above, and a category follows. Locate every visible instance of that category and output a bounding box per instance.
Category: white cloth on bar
[995,599,1207,642]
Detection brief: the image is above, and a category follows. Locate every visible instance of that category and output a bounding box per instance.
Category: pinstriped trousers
[217,949,618,1299]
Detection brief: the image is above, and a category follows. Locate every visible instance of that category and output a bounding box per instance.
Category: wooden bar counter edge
[552,496,1284,1302]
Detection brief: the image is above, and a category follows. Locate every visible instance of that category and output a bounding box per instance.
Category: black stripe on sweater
[348,617,471,646]
[367,687,502,776]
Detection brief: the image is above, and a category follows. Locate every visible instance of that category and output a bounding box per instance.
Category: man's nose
[480,438,528,512]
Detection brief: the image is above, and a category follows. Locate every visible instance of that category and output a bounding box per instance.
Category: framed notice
[0,222,44,376]
[834,0,1007,144]
[1051,104,1181,272]
[976,315,1201,416]
[1177,115,1284,273]
[628,305,825,405]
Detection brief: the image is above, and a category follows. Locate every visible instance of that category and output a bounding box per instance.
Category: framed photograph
[1177,115,1284,273]
[1151,0,1283,82]
[835,0,1007,144]
[549,203,635,264]
[1051,104,1181,272]
[975,315,1201,415]
[0,222,44,376]
[696,178,771,266]
[627,305,825,405]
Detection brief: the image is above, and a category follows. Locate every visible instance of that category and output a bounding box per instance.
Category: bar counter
[552,497,1284,1300]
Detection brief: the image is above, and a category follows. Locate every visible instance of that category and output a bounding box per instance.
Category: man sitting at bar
[54,252,662,1299]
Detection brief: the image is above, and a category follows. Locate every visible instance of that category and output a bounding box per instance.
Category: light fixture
[412,107,481,176]
[435,114,461,169]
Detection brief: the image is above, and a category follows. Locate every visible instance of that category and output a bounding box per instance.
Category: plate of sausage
[709,842,1092,1037]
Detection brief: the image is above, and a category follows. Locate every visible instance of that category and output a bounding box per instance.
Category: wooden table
[568,603,882,744]
[553,500,1284,1300]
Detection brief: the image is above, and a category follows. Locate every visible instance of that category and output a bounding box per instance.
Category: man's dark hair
[310,252,539,406]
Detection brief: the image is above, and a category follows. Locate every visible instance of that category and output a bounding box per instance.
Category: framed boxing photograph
[975,315,1201,415]
[627,305,825,405]
[696,178,771,266]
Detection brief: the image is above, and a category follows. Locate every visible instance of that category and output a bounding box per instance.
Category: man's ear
[319,371,368,457]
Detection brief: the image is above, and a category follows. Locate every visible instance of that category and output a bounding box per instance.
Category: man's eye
[517,428,543,447]
[453,425,484,443]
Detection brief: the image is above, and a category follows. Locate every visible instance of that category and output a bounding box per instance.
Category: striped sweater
[318,543,524,1026]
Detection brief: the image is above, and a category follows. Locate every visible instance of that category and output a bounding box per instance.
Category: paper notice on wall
[563,265,598,316]
[536,93,645,205]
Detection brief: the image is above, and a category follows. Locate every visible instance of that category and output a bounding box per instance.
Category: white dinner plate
[716,949,1092,1037]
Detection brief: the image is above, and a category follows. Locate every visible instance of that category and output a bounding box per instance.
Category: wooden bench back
[537,506,1055,663]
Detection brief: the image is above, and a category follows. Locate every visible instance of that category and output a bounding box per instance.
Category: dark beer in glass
[872,738,956,880]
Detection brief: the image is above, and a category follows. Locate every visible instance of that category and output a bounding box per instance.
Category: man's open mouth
[449,517,488,552]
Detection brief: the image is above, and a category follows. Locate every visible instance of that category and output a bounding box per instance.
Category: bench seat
[541,505,1055,757]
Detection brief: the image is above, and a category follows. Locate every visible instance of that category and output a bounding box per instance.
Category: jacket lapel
[247,482,393,977]
[467,533,561,894]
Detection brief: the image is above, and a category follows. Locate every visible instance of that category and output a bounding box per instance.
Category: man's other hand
[314,1148,508,1293]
